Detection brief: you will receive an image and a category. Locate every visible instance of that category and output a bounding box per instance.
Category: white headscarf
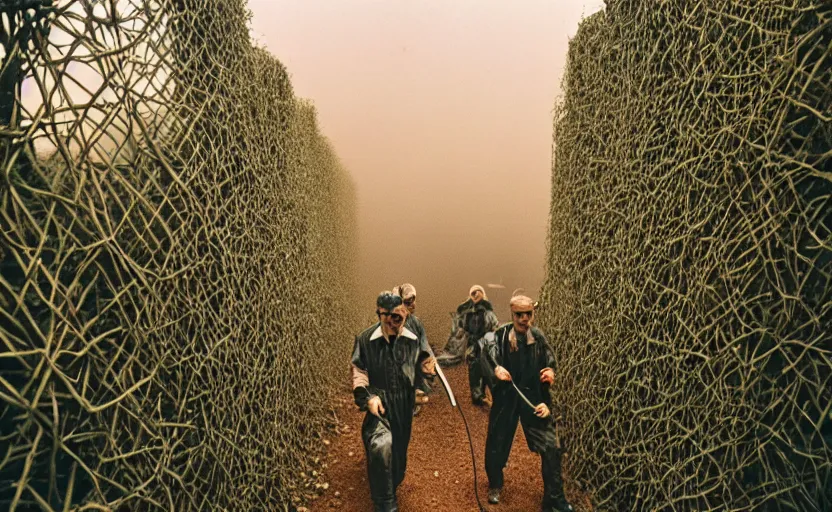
[394,283,417,300]
[509,294,535,310]
[469,284,487,302]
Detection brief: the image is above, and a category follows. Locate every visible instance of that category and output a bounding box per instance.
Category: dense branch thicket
[539,1,830,510]
[1,1,358,509]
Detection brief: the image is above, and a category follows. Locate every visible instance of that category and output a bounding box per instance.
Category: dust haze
[249,0,604,339]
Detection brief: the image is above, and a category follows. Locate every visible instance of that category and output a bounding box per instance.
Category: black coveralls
[406,314,433,395]
[481,325,567,509]
[457,299,497,402]
[351,323,433,512]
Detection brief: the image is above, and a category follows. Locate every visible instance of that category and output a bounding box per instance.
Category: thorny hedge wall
[1,1,359,509]
[539,1,830,510]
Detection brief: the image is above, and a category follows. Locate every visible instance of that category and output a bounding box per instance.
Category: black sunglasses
[378,311,404,323]
[513,310,533,319]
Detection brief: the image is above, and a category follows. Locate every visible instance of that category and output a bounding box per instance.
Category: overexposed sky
[248,0,605,332]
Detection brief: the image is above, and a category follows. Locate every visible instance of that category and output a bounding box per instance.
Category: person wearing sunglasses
[480,294,574,512]
[350,291,437,512]
[456,284,500,406]
[392,283,433,417]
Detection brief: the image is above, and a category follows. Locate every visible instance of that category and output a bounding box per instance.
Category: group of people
[349,284,574,512]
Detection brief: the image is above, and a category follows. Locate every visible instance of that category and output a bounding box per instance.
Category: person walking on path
[350,291,437,512]
[480,294,574,512]
[456,284,499,405]
[392,283,432,416]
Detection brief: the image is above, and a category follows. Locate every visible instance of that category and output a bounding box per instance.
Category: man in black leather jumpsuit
[351,292,437,512]
[393,283,432,416]
[457,284,499,405]
[480,294,574,512]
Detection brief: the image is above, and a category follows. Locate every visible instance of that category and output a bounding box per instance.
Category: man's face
[470,290,483,303]
[403,296,416,314]
[378,304,408,334]
[511,306,534,334]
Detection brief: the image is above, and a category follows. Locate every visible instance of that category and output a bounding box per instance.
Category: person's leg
[362,415,397,511]
[520,416,572,511]
[391,393,415,490]
[468,362,485,403]
[484,392,520,501]
[541,446,572,510]
[478,375,489,404]
[467,342,486,404]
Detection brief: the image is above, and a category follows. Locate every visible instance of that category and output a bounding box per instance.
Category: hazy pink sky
[248,0,604,336]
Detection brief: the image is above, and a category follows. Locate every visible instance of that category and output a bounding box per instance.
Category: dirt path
[308,364,591,512]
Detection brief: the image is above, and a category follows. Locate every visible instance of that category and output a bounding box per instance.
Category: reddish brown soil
[308,365,591,512]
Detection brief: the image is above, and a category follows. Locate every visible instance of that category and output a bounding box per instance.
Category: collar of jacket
[456,298,493,313]
[499,324,541,342]
[370,325,418,342]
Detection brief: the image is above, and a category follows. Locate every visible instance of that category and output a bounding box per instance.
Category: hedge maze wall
[1,1,359,509]
[540,1,830,510]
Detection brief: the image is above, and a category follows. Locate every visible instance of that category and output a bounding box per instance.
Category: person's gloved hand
[422,356,437,376]
[494,366,512,381]
[368,396,385,418]
[540,367,555,385]
[534,403,550,418]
